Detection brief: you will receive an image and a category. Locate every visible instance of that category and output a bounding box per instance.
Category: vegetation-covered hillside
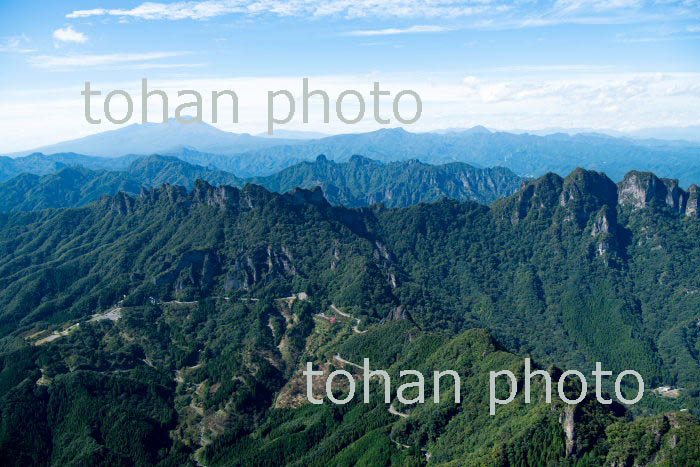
[0,154,521,212]
[222,128,700,183]
[251,154,522,207]
[0,155,244,211]
[5,127,700,183]
[0,168,699,465]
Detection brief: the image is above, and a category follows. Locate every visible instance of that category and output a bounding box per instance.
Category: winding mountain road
[331,354,428,458]
[330,304,367,334]
[332,354,409,418]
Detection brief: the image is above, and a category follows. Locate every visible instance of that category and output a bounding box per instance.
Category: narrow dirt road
[331,354,409,418]
[330,304,367,334]
[332,354,423,456]
[333,354,363,370]
[389,402,409,418]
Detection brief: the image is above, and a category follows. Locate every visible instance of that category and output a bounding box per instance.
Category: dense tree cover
[0,167,698,464]
[250,154,522,207]
[0,154,520,212]
[201,325,695,466]
[215,128,700,184]
[0,155,244,212]
[6,125,700,183]
[0,368,186,466]
[605,412,700,466]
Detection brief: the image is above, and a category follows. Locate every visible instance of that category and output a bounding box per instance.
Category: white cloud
[553,0,643,14]
[494,0,675,30]
[616,25,700,42]
[61,0,697,32]
[484,65,614,73]
[66,8,108,19]
[28,51,189,69]
[1,71,699,153]
[458,74,659,105]
[65,0,504,20]
[0,34,36,53]
[53,26,88,44]
[344,25,451,36]
[109,62,206,70]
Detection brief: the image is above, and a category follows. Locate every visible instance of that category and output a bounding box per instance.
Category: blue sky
[0,0,699,152]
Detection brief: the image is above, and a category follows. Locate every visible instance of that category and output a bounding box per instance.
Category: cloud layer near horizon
[1,71,699,153]
[64,0,697,27]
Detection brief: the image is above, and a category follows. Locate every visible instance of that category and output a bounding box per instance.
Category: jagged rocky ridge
[0,155,245,212]
[497,168,699,262]
[618,170,699,216]
[0,154,522,212]
[107,180,330,215]
[250,154,522,207]
[111,166,699,220]
[506,168,698,223]
[2,166,700,465]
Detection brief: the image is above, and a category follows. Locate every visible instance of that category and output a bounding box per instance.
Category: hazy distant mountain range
[0,155,244,212]
[256,129,329,139]
[250,154,521,207]
[230,128,700,183]
[7,119,301,158]
[0,154,522,211]
[4,120,700,184]
[507,125,700,142]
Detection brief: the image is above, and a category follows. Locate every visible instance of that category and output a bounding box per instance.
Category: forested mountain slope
[0,155,521,211]
[251,154,522,207]
[0,155,244,211]
[223,128,700,183]
[0,169,699,465]
[5,126,700,183]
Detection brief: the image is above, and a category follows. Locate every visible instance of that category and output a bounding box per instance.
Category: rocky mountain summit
[2,164,700,465]
[250,154,522,207]
[619,170,699,216]
[501,168,698,224]
[493,167,699,263]
[0,154,521,212]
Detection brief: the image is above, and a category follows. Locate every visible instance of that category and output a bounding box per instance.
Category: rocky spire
[617,171,692,215]
[686,185,699,218]
[559,168,617,228]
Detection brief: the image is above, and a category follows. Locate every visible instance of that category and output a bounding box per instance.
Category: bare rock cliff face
[618,171,695,216]
[618,171,667,209]
[560,405,577,458]
[591,205,615,236]
[507,169,699,225]
[661,178,687,214]
[497,169,698,264]
[686,185,699,218]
